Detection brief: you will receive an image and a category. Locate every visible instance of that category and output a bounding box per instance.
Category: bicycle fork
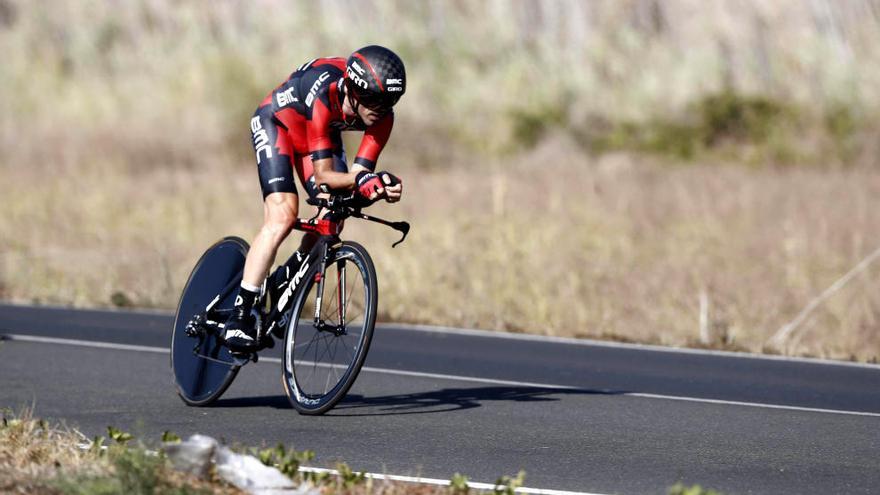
[312,243,347,336]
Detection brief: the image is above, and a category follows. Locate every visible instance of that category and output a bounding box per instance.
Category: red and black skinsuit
[249,57,394,199]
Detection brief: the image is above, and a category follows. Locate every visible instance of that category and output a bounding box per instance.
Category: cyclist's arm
[360,114,402,202]
[305,98,361,190]
[311,158,362,190]
[312,113,395,193]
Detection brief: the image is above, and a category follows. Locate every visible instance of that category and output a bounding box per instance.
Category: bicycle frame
[259,226,340,340]
[195,217,341,328]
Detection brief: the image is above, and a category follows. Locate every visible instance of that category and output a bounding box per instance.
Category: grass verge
[1,409,723,494]
[0,409,241,494]
[0,410,542,495]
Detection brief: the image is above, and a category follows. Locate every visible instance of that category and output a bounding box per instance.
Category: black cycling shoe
[223,306,258,353]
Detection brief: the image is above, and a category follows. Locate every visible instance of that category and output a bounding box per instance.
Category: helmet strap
[344,83,360,123]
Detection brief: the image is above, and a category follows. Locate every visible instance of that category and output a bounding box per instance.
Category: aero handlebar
[306,194,410,248]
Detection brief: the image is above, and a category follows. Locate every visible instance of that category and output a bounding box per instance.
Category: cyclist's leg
[243,107,300,288]
[242,192,298,286]
[226,106,298,350]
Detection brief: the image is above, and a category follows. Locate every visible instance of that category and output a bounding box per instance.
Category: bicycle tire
[171,236,248,406]
[281,241,377,415]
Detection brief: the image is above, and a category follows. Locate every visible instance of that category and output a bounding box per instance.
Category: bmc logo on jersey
[305,71,331,107]
[250,117,273,164]
[276,87,298,107]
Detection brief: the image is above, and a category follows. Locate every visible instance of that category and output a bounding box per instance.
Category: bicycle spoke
[312,331,329,368]
[306,332,330,383]
[337,261,346,324]
[307,334,328,391]
[340,335,357,362]
[321,337,333,394]
[298,327,319,358]
[342,264,357,313]
[302,331,327,388]
[343,271,364,323]
[321,276,339,317]
[324,337,340,393]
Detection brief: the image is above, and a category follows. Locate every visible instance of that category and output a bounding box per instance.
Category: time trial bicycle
[170,192,409,415]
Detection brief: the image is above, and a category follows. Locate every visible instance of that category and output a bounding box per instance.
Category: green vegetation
[2,410,555,495]
[668,482,724,495]
[583,89,872,166]
[449,473,470,494]
[590,90,797,161]
[250,443,315,480]
[492,470,526,495]
[55,447,208,495]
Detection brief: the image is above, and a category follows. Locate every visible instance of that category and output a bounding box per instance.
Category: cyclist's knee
[262,193,298,241]
[262,213,295,242]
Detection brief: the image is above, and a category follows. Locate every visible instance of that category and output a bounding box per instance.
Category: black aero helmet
[344,45,406,111]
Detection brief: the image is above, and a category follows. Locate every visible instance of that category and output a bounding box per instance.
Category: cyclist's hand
[378,171,403,203]
[355,171,385,201]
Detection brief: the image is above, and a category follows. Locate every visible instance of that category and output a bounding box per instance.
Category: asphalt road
[1,303,878,494]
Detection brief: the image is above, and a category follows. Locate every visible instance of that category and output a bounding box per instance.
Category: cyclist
[224,45,406,352]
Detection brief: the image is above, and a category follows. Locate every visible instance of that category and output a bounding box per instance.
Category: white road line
[624,393,880,418]
[4,302,879,368]
[377,323,880,370]
[362,364,582,391]
[4,333,880,418]
[3,334,168,354]
[298,466,606,495]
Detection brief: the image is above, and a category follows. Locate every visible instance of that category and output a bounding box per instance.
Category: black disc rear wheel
[171,236,248,406]
[282,241,377,415]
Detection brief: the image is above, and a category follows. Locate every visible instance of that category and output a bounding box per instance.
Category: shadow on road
[210,395,292,408]
[329,386,623,416]
[211,386,624,415]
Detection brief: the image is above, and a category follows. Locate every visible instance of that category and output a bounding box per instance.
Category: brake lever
[305,197,324,221]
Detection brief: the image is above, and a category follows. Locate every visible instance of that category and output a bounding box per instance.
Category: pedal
[229,349,257,363]
[185,314,206,337]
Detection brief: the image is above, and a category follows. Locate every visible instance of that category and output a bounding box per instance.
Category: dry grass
[0,409,245,494]
[368,138,880,361]
[2,0,880,165]
[0,410,516,494]
[3,136,880,361]
[0,408,105,493]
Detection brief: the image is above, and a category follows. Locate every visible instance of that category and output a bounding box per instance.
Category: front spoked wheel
[282,241,377,415]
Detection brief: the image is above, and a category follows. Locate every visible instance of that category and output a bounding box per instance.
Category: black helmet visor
[357,92,400,112]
